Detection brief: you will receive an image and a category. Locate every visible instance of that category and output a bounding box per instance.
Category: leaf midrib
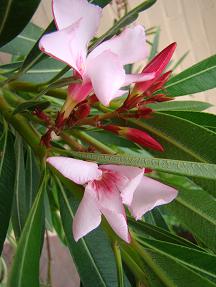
[166,63,216,89]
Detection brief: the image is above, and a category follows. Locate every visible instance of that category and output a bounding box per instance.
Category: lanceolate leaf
[0,125,15,254]
[57,179,119,287]
[165,54,216,96]
[139,238,216,281]
[146,100,212,112]
[137,247,216,287]
[25,147,40,211]
[17,21,56,78]
[61,150,216,180]
[155,173,216,252]
[164,111,216,131]
[127,112,216,163]
[8,173,45,287]
[0,0,41,47]
[0,23,43,56]
[12,134,27,239]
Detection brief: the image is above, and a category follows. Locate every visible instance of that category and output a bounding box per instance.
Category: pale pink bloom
[47,156,178,242]
[39,0,154,106]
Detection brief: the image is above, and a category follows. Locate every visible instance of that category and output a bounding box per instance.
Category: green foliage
[8,173,45,287]
[0,0,41,47]
[0,0,216,286]
[165,54,216,96]
[0,124,16,254]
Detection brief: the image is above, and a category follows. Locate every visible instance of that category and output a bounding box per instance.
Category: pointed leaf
[8,173,45,287]
[0,0,41,47]
[165,54,216,96]
[0,126,15,254]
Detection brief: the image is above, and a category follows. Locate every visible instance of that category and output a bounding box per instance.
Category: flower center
[91,168,127,195]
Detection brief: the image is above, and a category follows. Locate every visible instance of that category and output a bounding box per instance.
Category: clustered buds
[39,43,176,150]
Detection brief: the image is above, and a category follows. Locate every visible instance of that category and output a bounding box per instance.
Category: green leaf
[164,111,216,131]
[128,218,201,250]
[0,125,15,254]
[17,21,56,79]
[165,54,216,96]
[0,23,43,56]
[25,147,40,212]
[19,58,69,83]
[156,173,216,252]
[0,0,41,47]
[146,100,212,112]
[127,112,216,163]
[139,238,216,281]
[57,180,119,287]
[8,173,45,287]
[11,134,27,238]
[137,247,216,287]
[61,150,216,180]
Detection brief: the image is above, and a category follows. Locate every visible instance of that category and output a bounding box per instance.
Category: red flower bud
[103,125,164,152]
[135,43,176,93]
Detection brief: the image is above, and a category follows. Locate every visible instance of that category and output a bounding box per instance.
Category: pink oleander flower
[47,157,178,242]
[39,0,154,108]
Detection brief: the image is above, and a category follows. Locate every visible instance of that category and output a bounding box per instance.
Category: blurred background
[1,1,216,286]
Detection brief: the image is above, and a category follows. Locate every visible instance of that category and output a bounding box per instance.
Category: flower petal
[47,157,102,184]
[68,82,93,103]
[97,184,130,243]
[124,72,155,86]
[52,0,102,31]
[129,176,178,220]
[88,25,147,65]
[86,50,125,106]
[100,165,144,206]
[73,186,101,241]
[39,21,87,74]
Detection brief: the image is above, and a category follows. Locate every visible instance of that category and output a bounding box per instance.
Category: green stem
[113,241,124,287]
[0,92,46,160]
[71,130,116,154]
[8,81,67,100]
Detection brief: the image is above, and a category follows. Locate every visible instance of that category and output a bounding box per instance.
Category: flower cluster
[39,0,178,243]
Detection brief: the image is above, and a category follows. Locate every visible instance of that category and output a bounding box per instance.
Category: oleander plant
[0,0,216,286]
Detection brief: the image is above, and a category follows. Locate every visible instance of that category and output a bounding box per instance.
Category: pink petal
[86,51,125,106]
[52,0,102,31]
[88,25,147,65]
[124,72,155,86]
[97,183,130,243]
[100,165,144,206]
[129,176,178,220]
[47,157,102,184]
[68,82,93,103]
[73,186,101,241]
[39,21,87,74]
